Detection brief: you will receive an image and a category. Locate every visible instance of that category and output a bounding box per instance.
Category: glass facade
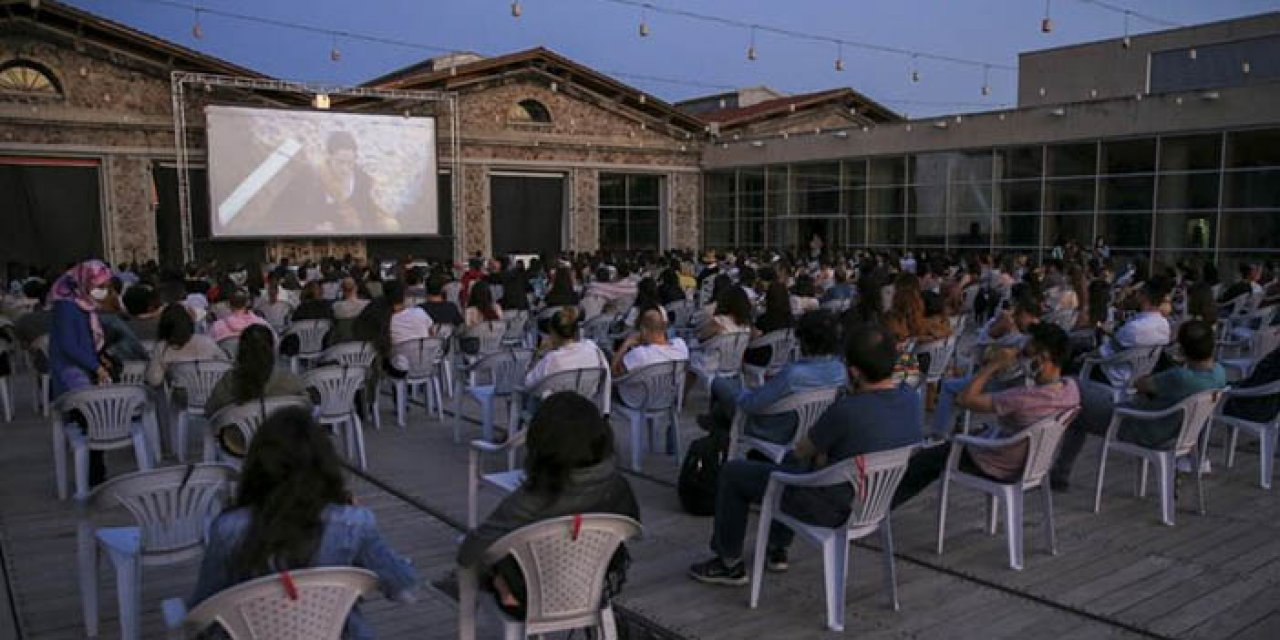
[599,173,662,251]
[703,127,1280,272]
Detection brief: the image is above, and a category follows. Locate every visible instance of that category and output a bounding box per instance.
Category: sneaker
[688,557,747,586]
[1175,457,1212,474]
[766,548,789,573]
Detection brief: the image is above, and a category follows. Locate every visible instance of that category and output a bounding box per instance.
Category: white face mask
[89,287,110,301]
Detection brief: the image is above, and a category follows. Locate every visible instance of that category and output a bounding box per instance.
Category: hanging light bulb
[1041,0,1053,33]
[1243,60,1252,74]
[834,42,845,72]
[981,64,991,96]
[747,26,757,61]
[191,8,204,39]
[1121,11,1132,49]
[910,55,920,83]
[638,4,650,37]
[1188,47,1197,60]
[510,1,522,18]
[329,35,341,62]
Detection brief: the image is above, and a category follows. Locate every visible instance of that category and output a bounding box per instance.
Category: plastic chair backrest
[703,331,750,376]
[83,464,235,562]
[390,337,445,379]
[502,310,530,341]
[1094,345,1163,389]
[759,386,840,446]
[209,396,313,453]
[1019,407,1082,487]
[478,515,641,634]
[318,341,377,368]
[819,298,850,313]
[168,360,234,411]
[754,329,796,375]
[913,335,957,381]
[56,385,148,443]
[218,336,240,360]
[837,445,915,530]
[616,359,687,411]
[119,360,148,386]
[184,567,379,640]
[466,320,507,355]
[257,300,293,332]
[285,319,332,355]
[1172,388,1225,457]
[665,299,696,328]
[303,364,368,418]
[528,366,608,410]
[469,348,535,395]
[698,277,717,307]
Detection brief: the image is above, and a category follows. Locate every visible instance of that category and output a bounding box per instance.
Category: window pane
[1157,173,1219,210]
[996,146,1043,180]
[842,160,867,189]
[869,157,906,185]
[907,185,946,218]
[906,215,946,246]
[1160,134,1221,171]
[1155,212,1216,250]
[996,180,1040,213]
[1100,176,1154,211]
[1224,169,1280,209]
[1045,178,1096,212]
[842,187,867,217]
[868,186,904,215]
[792,163,840,215]
[868,216,904,245]
[950,215,991,247]
[953,150,993,182]
[629,175,661,207]
[740,168,765,193]
[599,215,626,250]
[628,215,660,250]
[704,220,734,247]
[846,217,867,246]
[1043,214,1094,248]
[599,174,626,206]
[767,168,788,216]
[1226,129,1280,169]
[1220,212,1280,249]
[1099,212,1153,248]
[993,214,1040,246]
[706,195,734,220]
[1048,143,1097,177]
[910,153,950,185]
[706,171,736,198]
[740,219,766,246]
[740,190,765,216]
[1102,138,1156,174]
[955,181,995,214]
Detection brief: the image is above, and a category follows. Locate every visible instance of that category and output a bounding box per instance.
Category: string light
[191,7,204,39]
[330,35,341,62]
[1188,47,1197,60]
[910,54,920,83]
[1121,10,1131,49]
[834,41,844,72]
[746,25,757,61]
[510,0,522,18]
[981,64,990,96]
[638,3,650,37]
[1041,0,1053,33]
[1243,60,1252,74]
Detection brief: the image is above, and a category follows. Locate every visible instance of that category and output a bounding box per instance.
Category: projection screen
[206,106,438,238]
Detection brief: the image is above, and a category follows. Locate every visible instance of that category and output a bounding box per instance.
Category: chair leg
[108,549,142,640]
[935,471,950,555]
[466,449,479,530]
[1004,489,1024,571]
[132,430,152,471]
[433,379,445,421]
[986,495,999,536]
[1157,454,1176,526]
[1226,426,1239,469]
[1261,428,1278,491]
[670,408,684,466]
[880,518,900,611]
[0,379,11,422]
[395,381,407,429]
[1042,485,1058,556]
[77,523,98,637]
[53,421,68,500]
[629,413,643,473]
[1137,459,1149,498]
[821,537,849,632]
[453,390,465,444]
[748,507,771,610]
[1094,441,1110,514]
[480,399,494,442]
[73,443,89,500]
[351,413,367,471]
[600,604,619,640]
[174,412,188,464]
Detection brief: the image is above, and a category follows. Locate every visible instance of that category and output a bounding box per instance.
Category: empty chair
[78,464,235,640]
[204,396,313,463]
[749,446,914,632]
[1217,379,1280,489]
[458,515,642,640]
[689,331,751,395]
[1079,345,1164,401]
[741,328,796,387]
[502,310,531,347]
[728,387,840,464]
[936,408,1080,571]
[167,360,233,463]
[1220,324,1280,382]
[305,364,370,470]
[385,337,446,428]
[454,348,534,444]
[52,384,154,500]
[613,359,688,471]
[282,319,332,373]
[913,334,958,389]
[461,319,509,359]
[163,567,378,640]
[1094,389,1223,525]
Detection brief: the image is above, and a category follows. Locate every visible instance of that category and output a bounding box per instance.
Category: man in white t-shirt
[612,307,689,375]
[387,281,433,346]
[1096,280,1170,385]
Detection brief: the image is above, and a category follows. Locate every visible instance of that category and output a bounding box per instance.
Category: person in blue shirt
[689,323,923,585]
[191,407,418,639]
[48,260,115,485]
[698,311,847,444]
[820,268,854,303]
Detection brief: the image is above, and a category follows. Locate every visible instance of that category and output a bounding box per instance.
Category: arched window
[508,99,551,124]
[0,60,61,96]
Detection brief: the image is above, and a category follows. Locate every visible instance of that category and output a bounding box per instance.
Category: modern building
[701,12,1280,274]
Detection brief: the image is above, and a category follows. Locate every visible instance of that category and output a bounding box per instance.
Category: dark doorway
[154,164,264,269]
[0,157,103,268]
[490,174,564,256]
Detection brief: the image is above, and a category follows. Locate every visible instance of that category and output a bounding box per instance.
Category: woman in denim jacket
[191,407,418,639]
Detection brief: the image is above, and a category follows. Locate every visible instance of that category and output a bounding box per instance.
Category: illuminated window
[0,60,61,95]
[508,99,551,123]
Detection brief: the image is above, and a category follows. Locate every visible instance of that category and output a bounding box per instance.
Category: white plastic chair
[1220,325,1280,382]
[502,310,531,348]
[689,331,750,395]
[29,336,51,416]
[0,338,14,422]
[216,336,240,360]
[256,299,294,333]
[318,341,377,368]
[1079,345,1164,401]
[613,359,688,471]
[819,298,850,313]
[163,567,379,640]
[52,384,154,500]
[913,334,959,389]
[467,426,528,529]
[204,396,313,464]
[1217,379,1280,489]
[749,445,915,632]
[581,313,619,356]
[305,364,370,470]
[728,387,840,463]
[462,320,508,359]
[77,464,236,640]
[167,360,233,463]
[741,328,796,387]
[1094,388,1223,526]
[283,319,332,373]
[936,408,1080,571]
[454,348,534,444]
[386,337,446,427]
[665,299,698,342]
[458,515,642,640]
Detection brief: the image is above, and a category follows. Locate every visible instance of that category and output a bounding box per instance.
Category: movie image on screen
[206,106,438,238]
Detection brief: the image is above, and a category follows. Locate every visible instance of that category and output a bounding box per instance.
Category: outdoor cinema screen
[206,106,438,238]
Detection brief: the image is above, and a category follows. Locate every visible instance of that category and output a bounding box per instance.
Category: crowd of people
[2,241,1278,636]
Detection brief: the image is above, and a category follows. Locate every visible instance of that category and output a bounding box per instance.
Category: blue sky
[67,0,1276,117]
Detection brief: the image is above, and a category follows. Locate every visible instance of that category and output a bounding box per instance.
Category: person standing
[48,260,115,485]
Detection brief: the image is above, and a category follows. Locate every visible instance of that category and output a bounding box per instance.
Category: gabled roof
[696,87,901,129]
[0,0,267,78]
[366,46,708,135]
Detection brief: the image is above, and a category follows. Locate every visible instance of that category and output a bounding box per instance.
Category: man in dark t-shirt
[689,323,922,586]
[420,273,464,328]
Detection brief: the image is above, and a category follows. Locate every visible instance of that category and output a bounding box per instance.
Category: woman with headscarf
[48,259,115,485]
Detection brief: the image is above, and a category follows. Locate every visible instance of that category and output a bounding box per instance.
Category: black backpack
[678,431,728,516]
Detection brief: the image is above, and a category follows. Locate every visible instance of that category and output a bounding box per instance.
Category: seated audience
[420,273,464,327]
[745,281,796,367]
[121,284,163,340]
[464,281,503,328]
[688,323,921,585]
[332,277,369,321]
[191,407,417,639]
[789,274,820,317]
[1093,279,1171,385]
[527,307,609,388]
[290,281,334,322]
[206,324,307,417]
[145,303,228,386]
[210,289,271,342]
[612,307,689,376]
[385,281,433,346]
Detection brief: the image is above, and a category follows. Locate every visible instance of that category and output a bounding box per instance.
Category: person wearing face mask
[891,323,1080,509]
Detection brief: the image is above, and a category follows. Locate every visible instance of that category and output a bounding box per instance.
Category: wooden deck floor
[2,362,1279,639]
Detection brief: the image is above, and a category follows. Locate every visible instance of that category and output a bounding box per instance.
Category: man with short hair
[611,307,689,376]
[209,289,271,341]
[689,323,922,585]
[386,280,433,346]
[1095,279,1170,385]
[332,277,368,321]
[420,273,464,327]
[1218,262,1263,304]
[1051,319,1225,490]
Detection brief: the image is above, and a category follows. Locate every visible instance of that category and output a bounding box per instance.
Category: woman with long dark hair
[144,303,227,387]
[464,281,503,327]
[191,407,417,638]
[543,266,579,307]
[205,323,307,417]
[744,281,795,367]
[458,392,638,618]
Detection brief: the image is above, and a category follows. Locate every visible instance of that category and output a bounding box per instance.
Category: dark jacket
[49,300,99,397]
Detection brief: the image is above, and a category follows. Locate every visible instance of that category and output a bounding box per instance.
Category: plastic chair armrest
[767,463,855,489]
[953,430,1031,450]
[1113,404,1185,422]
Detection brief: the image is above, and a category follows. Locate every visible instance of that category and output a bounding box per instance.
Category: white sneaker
[1176,457,1211,474]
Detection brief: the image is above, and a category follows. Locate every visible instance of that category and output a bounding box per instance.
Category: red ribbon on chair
[279,569,299,601]
[571,513,583,541]
[854,455,868,498]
